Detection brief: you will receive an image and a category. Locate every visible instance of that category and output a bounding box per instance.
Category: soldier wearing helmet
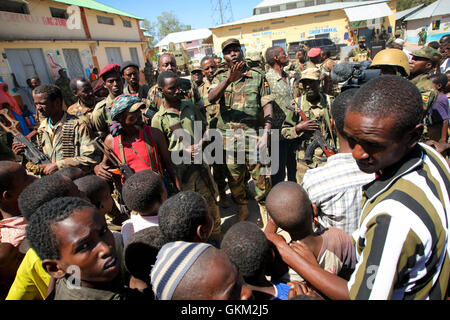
[368,48,410,77]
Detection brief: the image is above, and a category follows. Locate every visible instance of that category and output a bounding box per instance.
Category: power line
[211,0,234,26]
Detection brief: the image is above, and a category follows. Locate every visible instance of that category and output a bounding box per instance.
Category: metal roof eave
[51,0,143,20]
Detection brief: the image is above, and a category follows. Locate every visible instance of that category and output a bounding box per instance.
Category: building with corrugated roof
[0,0,147,95]
[403,0,450,43]
[210,0,397,56]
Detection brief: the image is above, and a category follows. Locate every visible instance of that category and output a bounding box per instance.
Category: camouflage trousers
[176,164,222,237]
[295,148,328,184]
[226,154,271,206]
[212,163,229,194]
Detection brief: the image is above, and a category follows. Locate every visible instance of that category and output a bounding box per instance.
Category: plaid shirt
[302,153,375,235]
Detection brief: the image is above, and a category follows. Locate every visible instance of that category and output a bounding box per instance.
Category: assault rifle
[0,109,50,165]
[286,104,337,164]
[90,137,134,180]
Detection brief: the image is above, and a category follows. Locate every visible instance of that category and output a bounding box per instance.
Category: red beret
[308,48,322,58]
[99,64,121,79]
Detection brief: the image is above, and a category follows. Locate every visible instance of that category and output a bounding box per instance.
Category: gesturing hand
[227,61,245,83]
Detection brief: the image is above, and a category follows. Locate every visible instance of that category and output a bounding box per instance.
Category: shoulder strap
[142,127,162,175]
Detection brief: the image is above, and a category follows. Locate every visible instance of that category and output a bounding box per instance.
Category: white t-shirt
[121,214,159,245]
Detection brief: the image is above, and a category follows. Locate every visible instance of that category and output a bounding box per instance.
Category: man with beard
[67,78,97,124]
[90,64,124,139]
[11,84,97,175]
[282,67,335,184]
[122,61,149,100]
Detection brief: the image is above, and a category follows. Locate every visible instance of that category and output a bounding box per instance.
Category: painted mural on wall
[80,48,94,79]
[45,50,64,79]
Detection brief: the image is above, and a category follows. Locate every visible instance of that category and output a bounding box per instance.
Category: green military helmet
[189,62,202,74]
[412,46,442,64]
[369,48,410,77]
[245,51,263,63]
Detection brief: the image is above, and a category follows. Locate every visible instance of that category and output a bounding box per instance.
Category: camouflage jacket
[151,100,207,153]
[282,93,335,148]
[90,95,116,139]
[147,78,192,110]
[347,47,369,62]
[410,73,438,115]
[37,112,98,169]
[67,101,93,124]
[265,68,294,130]
[209,67,272,132]
[198,78,220,125]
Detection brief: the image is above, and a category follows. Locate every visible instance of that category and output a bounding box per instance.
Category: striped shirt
[302,153,375,235]
[348,144,449,300]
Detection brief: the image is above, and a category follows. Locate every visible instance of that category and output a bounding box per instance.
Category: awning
[344,3,394,22]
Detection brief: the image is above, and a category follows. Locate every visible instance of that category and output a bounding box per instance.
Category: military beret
[110,94,146,121]
[222,38,241,52]
[121,61,140,74]
[412,47,442,63]
[308,48,322,58]
[300,67,320,81]
[99,64,121,79]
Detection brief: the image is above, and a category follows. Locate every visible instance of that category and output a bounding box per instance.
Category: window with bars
[97,15,114,25]
[0,0,29,14]
[123,20,132,28]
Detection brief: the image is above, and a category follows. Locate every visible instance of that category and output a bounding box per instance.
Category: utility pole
[211,0,234,26]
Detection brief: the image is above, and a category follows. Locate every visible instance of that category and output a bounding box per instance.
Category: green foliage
[156,11,191,41]
[397,0,436,11]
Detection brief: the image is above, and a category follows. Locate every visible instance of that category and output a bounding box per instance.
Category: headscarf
[0,83,22,115]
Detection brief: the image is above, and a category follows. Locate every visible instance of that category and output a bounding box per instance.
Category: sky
[98,0,261,37]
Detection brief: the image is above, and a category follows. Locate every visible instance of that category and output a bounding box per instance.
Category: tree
[397,0,436,11]
[141,19,157,48]
[156,11,191,40]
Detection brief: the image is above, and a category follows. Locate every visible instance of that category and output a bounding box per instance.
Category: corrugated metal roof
[344,2,393,22]
[212,0,391,28]
[51,0,143,20]
[395,4,424,20]
[404,0,450,21]
[254,0,299,9]
[156,29,212,47]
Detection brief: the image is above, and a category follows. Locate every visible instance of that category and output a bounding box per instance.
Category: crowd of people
[0,33,449,301]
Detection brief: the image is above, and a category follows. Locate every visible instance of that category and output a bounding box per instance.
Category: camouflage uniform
[320,58,339,97]
[90,95,116,139]
[151,100,222,238]
[36,112,98,170]
[55,76,76,108]
[282,92,335,184]
[67,101,93,124]
[209,66,272,206]
[198,77,229,194]
[346,47,370,62]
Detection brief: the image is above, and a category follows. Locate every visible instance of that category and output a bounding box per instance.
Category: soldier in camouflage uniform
[208,38,273,228]
[265,46,298,186]
[67,78,96,124]
[90,64,124,139]
[152,71,222,241]
[346,36,371,62]
[145,53,192,116]
[409,47,442,140]
[198,56,231,208]
[245,51,266,75]
[12,84,98,176]
[55,69,76,109]
[189,63,204,107]
[282,67,335,184]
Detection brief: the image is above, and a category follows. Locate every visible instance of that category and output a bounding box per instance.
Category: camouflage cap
[222,38,241,52]
[110,94,146,121]
[412,46,442,63]
[245,51,263,62]
[300,67,320,81]
[189,63,202,73]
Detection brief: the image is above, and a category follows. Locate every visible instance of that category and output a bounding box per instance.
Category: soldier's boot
[235,204,250,223]
[258,204,269,230]
[217,190,231,208]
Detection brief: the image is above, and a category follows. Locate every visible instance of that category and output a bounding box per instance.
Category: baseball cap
[300,67,320,81]
[110,94,146,121]
[222,38,241,52]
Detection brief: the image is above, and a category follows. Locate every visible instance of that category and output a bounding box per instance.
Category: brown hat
[222,38,241,52]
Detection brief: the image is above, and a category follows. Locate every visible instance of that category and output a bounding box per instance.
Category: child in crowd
[54,166,87,181]
[74,175,114,217]
[124,226,167,298]
[265,182,356,282]
[6,174,85,300]
[151,241,253,300]
[121,170,167,244]
[158,191,213,244]
[26,197,138,300]
[428,73,449,143]
[221,221,292,300]
[0,161,36,248]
